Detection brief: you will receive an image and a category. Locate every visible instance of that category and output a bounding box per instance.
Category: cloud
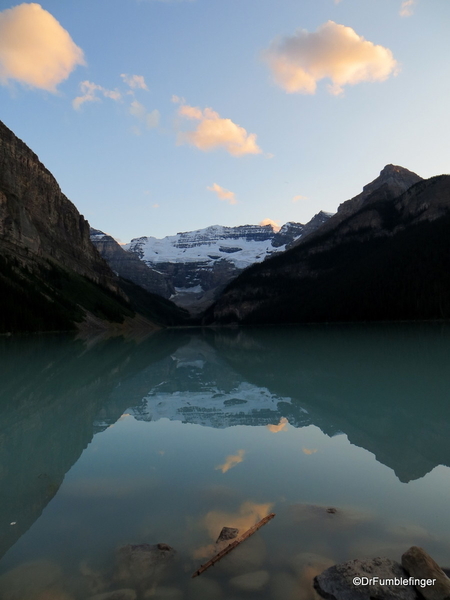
[73,80,122,110]
[177,104,262,156]
[259,218,281,232]
[171,94,185,104]
[0,3,85,91]
[292,194,308,203]
[215,449,245,473]
[267,417,289,433]
[130,100,160,128]
[121,73,148,90]
[399,0,416,16]
[264,20,398,95]
[207,183,237,205]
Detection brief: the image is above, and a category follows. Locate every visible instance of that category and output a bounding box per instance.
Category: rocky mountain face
[205,165,450,325]
[96,212,331,314]
[325,164,422,225]
[90,228,174,299]
[0,120,188,333]
[0,120,118,292]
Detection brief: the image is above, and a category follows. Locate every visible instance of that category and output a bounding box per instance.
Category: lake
[1,323,450,600]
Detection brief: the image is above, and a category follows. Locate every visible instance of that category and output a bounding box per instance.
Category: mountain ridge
[0,120,188,333]
[205,165,450,325]
[92,211,332,314]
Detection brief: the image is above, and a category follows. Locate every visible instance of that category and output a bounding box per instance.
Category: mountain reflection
[1,324,450,559]
[0,331,183,560]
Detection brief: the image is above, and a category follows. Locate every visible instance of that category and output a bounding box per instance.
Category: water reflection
[1,323,450,564]
[130,324,450,483]
[0,331,183,560]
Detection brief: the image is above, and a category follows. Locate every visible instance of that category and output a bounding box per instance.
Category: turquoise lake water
[0,323,450,599]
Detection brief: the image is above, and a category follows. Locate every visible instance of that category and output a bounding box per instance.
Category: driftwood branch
[192,513,276,578]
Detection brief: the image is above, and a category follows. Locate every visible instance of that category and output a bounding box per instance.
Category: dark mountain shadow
[207,324,450,483]
[0,330,185,560]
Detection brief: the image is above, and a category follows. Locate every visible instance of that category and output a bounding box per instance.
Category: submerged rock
[216,527,239,543]
[287,504,370,528]
[143,586,183,599]
[290,552,335,579]
[186,576,224,600]
[88,590,136,600]
[114,543,176,591]
[0,559,67,600]
[314,557,421,600]
[79,561,109,595]
[269,571,304,600]
[229,569,270,591]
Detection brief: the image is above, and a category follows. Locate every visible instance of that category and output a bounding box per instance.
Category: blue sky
[1,0,449,241]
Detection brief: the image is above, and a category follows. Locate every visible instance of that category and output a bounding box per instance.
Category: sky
[1,0,449,242]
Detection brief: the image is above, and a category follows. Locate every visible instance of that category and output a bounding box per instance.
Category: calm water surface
[1,324,450,599]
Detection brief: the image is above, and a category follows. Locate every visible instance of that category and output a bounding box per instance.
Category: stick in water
[192,513,276,578]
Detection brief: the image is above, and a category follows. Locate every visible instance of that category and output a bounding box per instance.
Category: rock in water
[401,546,450,600]
[216,527,239,543]
[314,557,421,600]
[114,543,176,591]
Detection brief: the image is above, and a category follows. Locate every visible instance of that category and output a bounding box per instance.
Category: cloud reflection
[193,500,274,558]
[215,449,245,473]
[267,417,289,432]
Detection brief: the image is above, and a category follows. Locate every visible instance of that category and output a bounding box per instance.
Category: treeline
[209,213,450,325]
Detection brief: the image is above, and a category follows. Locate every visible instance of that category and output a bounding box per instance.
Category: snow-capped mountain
[119,212,331,312]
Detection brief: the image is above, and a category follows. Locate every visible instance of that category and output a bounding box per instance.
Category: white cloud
[264,20,398,95]
[171,94,185,104]
[207,183,237,205]
[0,3,85,92]
[292,194,308,203]
[120,73,148,90]
[130,100,160,128]
[259,218,281,232]
[177,104,262,156]
[399,0,416,17]
[73,80,122,110]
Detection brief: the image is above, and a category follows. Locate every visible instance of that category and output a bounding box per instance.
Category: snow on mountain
[125,224,286,270]
[119,214,332,312]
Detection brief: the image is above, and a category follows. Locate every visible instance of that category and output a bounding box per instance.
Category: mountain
[90,228,174,299]
[104,212,331,314]
[0,120,188,333]
[205,165,450,325]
